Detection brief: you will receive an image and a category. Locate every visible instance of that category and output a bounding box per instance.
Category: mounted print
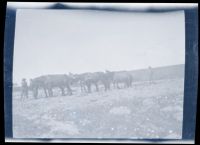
[4,2,198,144]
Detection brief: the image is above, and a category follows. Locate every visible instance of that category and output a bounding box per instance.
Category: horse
[29,74,73,98]
[29,76,48,99]
[44,74,73,96]
[112,71,133,89]
[99,70,114,91]
[73,72,103,93]
[72,73,88,93]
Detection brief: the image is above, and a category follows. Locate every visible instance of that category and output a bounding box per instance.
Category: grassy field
[13,78,184,139]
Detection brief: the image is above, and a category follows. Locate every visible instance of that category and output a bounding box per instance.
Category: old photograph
[12,9,185,139]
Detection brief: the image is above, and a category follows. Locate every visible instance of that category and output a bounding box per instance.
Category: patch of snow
[42,114,50,120]
[142,99,154,106]
[161,106,183,113]
[90,99,98,102]
[80,119,91,126]
[165,133,180,139]
[161,106,174,112]
[109,106,131,115]
[48,120,79,135]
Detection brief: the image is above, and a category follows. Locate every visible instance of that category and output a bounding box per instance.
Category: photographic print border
[3,2,198,143]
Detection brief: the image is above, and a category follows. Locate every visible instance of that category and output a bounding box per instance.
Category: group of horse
[26,70,134,99]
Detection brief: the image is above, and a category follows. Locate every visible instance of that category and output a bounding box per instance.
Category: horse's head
[63,74,77,86]
[73,73,86,84]
[105,70,115,79]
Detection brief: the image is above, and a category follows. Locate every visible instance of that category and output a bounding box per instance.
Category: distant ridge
[130,64,184,72]
[128,64,185,81]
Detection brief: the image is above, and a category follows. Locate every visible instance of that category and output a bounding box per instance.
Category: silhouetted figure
[21,78,29,99]
[100,70,114,91]
[75,72,102,93]
[29,74,73,98]
[113,71,133,89]
[148,66,153,84]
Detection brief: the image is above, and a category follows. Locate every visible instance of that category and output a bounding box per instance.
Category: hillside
[13,78,184,139]
[129,64,184,82]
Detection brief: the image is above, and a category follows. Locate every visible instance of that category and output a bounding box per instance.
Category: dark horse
[99,70,115,91]
[112,71,133,89]
[73,72,103,93]
[29,74,73,98]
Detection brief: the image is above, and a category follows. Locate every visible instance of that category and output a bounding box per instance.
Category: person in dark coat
[21,78,29,99]
[148,66,154,84]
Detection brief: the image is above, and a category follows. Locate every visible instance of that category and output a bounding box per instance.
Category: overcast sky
[13,9,185,84]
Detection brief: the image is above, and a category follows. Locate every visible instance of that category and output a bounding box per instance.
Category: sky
[13,9,185,84]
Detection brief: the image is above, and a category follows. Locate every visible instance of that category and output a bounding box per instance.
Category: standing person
[21,78,29,99]
[148,66,153,84]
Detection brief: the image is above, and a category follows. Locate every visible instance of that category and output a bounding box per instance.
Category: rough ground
[13,78,184,139]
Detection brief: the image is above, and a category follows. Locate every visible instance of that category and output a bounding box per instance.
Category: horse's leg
[104,83,106,91]
[108,82,111,90]
[125,81,128,88]
[44,87,48,97]
[49,88,53,97]
[149,75,152,85]
[35,88,38,99]
[66,84,72,95]
[32,91,35,99]
[128,82,130,88]
[88,85,91,93]
[60,86,65,96]
[106,82,109,91]
[87,84,91,93]
[95,83,99,92]
[104,83,108,92]
[80,84,83,92]
[25,89,29,99]
[33,88,38,99]
[20,91,24,100]
[129,80,132,87]
[116,82,120,89]
[113,82,116,89]
[83,85,87,92]
[81,83,86,93]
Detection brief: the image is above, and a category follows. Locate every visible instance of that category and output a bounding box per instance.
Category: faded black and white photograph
[12,9,185,139]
